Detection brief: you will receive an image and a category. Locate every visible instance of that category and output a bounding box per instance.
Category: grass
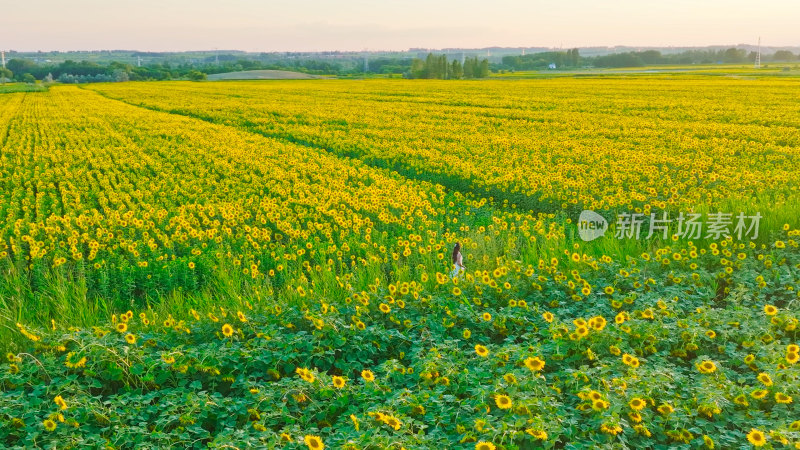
[0,83,48,94]
[206,70,328,80]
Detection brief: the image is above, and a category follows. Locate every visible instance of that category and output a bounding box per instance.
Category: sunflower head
[221,324,234,337]
[746,429,766,447]
[494,394,512,409]
[43,419,57,432]
[775,392,793,404]
[629,398,646,411]
[524,356,545,371]
[303,435,324,450]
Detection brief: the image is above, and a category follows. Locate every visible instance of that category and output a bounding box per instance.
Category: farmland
[1,76,799,448]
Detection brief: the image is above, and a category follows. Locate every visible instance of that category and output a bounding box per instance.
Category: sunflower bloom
[657,403,674,415]
[526,429,548,440]
[332,376,346,389]
[746,429,766,447]
[54,395,67,410]
[629,397,646,411]
[494,394,512,409]
[303,435,324,450]
[697,360,717,374]
[221,323,234,337]
[524,356,545,371]
[43,419,57,432]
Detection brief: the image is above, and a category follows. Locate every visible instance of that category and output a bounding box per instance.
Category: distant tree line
[500,49,581,70]
[407,53,489,79]
[496,48,798,71]
[590,48,761,67]
[0,57,391,84]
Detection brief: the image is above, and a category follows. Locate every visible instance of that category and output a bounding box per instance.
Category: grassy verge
[0,84,47,94]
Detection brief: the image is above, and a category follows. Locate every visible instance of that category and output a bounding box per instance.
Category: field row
[91,79,800,221]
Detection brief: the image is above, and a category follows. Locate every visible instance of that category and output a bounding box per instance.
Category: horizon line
[5,42,799,55]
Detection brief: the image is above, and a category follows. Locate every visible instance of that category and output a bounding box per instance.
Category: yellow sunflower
[221,323,234,337]
[524,356,545,371]
[332,376,346,389]
[526,429,548,440]
[697,360,717,374]
[750,389,768,399]
[303,435,324,450]
[629,397,646,411]
[54,395,68,410]
[775,392,792,404]
[495,394,512,409]
[746,429,766,447]
[43,419,57,432]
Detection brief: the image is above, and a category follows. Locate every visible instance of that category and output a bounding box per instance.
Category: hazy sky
[2,0,798,52]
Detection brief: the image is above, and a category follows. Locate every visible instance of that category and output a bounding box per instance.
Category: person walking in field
[451,242,466,278]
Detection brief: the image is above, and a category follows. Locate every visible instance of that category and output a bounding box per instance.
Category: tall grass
[3,197,786,353]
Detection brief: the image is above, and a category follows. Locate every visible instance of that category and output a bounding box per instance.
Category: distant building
[548,63,557,69]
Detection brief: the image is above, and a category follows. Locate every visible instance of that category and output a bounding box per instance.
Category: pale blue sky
[2,0,798,52]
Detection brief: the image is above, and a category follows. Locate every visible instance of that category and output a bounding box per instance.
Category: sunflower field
[1,76,799,448]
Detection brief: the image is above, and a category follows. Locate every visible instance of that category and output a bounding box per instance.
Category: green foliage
[2,233,799,448]
[501,49,581,71]
[772,50,796,62]
[0,68,12,84]
[408,54,488,79]
[462,56,489,79]
[587,48,756,68]
[186,70,208,81]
